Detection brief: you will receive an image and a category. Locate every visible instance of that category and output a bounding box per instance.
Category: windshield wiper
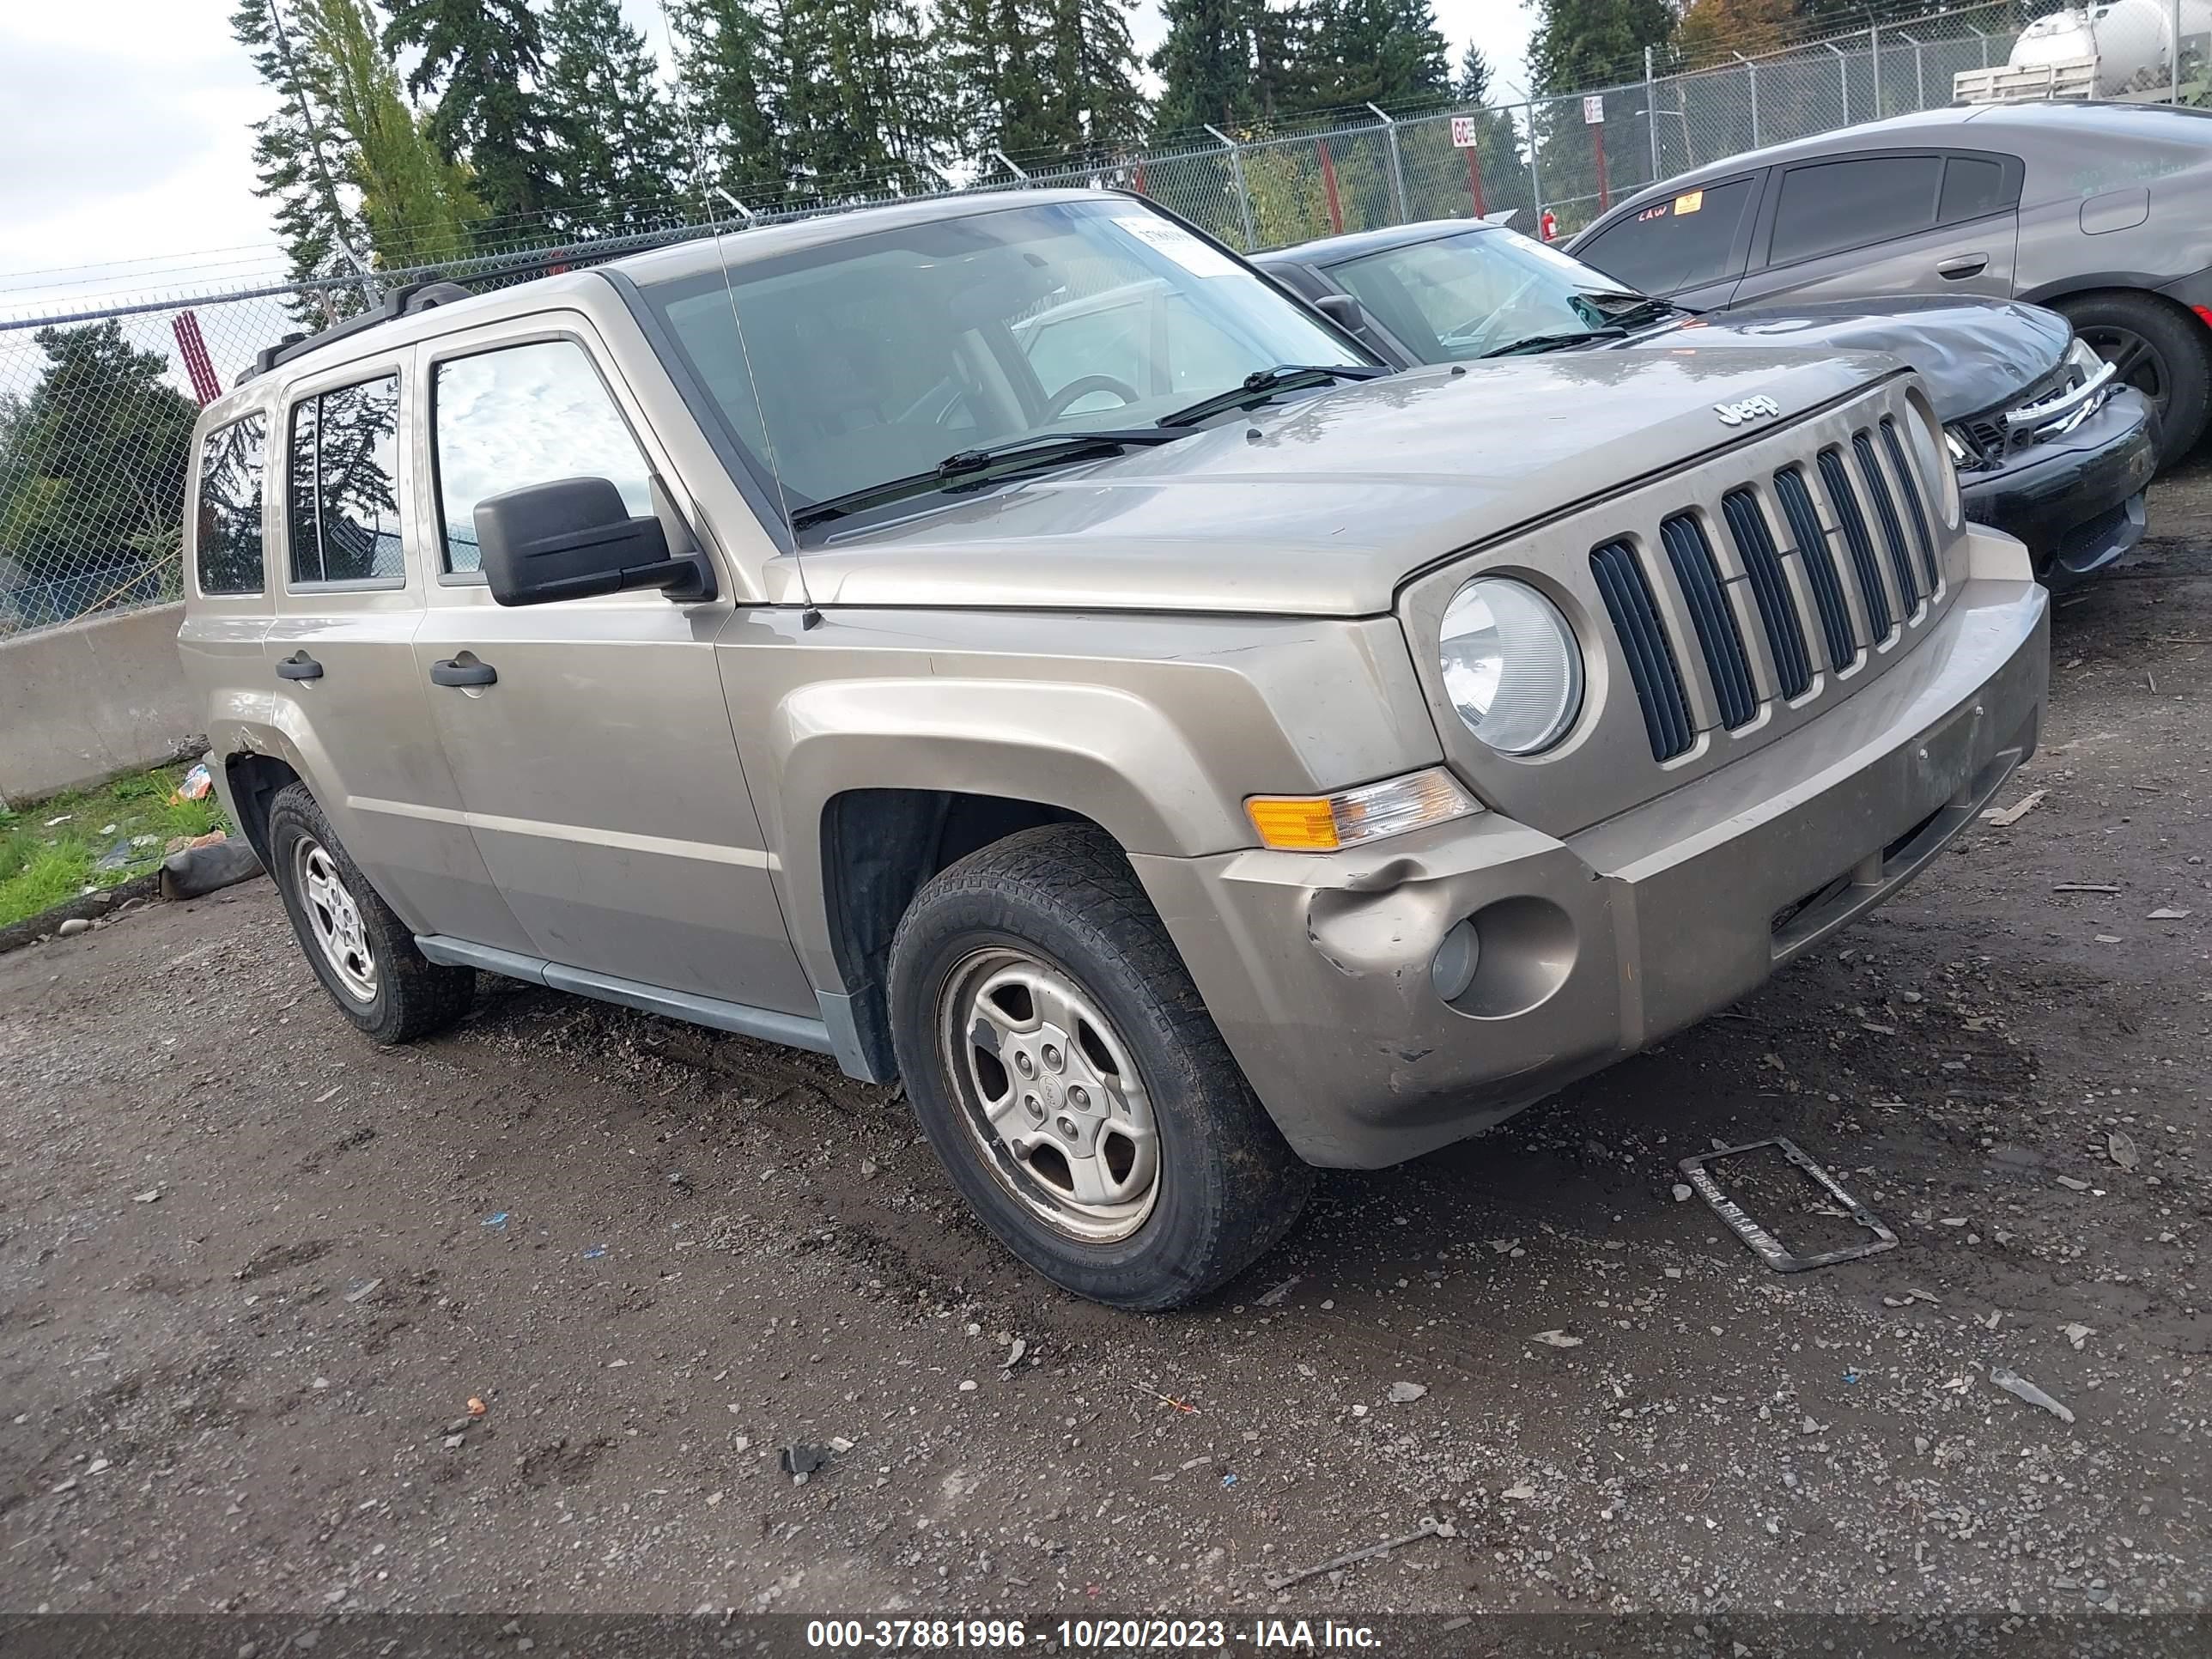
[789,428,1185,532]
[1584,295,1677,331]
[1478,326,1628,359]
[1155,362,1389,429]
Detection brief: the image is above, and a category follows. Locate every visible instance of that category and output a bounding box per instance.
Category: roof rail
[234,278,476,387]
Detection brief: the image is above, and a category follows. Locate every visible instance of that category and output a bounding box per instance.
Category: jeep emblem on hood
[1714,395,1783,427]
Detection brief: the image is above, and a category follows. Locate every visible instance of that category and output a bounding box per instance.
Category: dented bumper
[1134,562,2049,1169]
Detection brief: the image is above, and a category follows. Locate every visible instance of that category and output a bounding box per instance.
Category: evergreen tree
[228,0,374,311]
[1297,0,1450,112]
[540,0,691,228]
[383,0,556,231]
[934,0,1055,158]
[669,0,788,202]
[1152,0,1257,133]
[1527,0,1674,92]
[1456,42,1492,104]
[780,0,945,191]
[302,0,483,266]
[0,324,201,611]
[1040,0,1151,156]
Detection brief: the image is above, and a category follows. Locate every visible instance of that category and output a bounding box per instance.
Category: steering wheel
[1044,374,1141,419]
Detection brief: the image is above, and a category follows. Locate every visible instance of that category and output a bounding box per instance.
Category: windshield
[636,198,1365,533]
[1325,228,1656,362]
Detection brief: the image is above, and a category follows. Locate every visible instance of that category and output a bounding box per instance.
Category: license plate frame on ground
[1678,1135,1899,1272]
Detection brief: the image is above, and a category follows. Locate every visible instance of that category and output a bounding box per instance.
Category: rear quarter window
[1577,178,1754,295]
[194,413,267,596]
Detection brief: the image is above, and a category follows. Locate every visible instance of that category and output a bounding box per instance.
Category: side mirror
[476,477,714,607]
[1315,293,1367,331]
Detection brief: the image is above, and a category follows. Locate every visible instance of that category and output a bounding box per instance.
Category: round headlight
[1438,577,1583,755]
[1906,392,1961,527]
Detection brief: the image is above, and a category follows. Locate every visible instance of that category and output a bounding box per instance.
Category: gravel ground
[2,487,2207,1620]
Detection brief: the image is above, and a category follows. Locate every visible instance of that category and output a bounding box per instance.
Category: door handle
[1936,253,1988,279]
[429,656,498,688]
[275,651,323,681]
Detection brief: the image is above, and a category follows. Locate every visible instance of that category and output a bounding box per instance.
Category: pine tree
[540,0,691,228]
[669,0,788,203]
[229,0,374,311]
[780,0,944,192]
[383,0,556,233]
[1152,0,1257,134]
[1039,0,1151,156]
[302,0,483,266]
[1527,0,1674,92]
[934,0,1054,159]
[1456,42,1492,104]
[1297,0,1449,112]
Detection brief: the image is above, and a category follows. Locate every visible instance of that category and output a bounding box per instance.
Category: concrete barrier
[0,604,197,805]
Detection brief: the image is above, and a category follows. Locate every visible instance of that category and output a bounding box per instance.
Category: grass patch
[0,762,228,930]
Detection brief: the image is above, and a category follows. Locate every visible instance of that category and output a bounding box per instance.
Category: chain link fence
[8,0,2210,639]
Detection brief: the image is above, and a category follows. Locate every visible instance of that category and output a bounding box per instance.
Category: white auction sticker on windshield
[1115,215,1241,278]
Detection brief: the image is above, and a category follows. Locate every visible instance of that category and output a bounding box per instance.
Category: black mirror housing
[1315,293,1366,331]
[476,476,714,607]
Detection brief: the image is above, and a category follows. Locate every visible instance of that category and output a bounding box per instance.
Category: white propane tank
[2003,0,2211,95]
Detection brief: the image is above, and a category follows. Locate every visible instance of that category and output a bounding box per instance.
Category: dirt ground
[2,482,2207,1622]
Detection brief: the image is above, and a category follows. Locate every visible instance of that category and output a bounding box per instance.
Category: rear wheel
[265,782,475,1044]
[2061,289,2212,470]
[887,823,1312,1310]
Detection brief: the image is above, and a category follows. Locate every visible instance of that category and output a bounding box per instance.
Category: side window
[1939,155,2011,223]
[432,339,653,574]
[1022,301,1149,413]
[1576,178,1754,295]
[195,413,267,595]
[287,373,403,584]
[1768,155,1943,266]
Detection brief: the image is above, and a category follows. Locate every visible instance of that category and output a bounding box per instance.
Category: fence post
[1827,41,1850,121]
[1205,124,1258,251]
[2173,0,2184,101]
[989,149,1029,180]
[1317,138,1344,234]
[1968,22,1988,70]
[1735,53,1759,148]
[1870,22,1881,116]
[1366,103,1407,222]
[1645,46,1660,180]
[1899,34,1926,110]
[1523,102,1545,228]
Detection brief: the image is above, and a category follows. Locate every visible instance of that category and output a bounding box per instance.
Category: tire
[887,823,1313,1311]
[2059,289,2212,470]
[264,781,475,1045]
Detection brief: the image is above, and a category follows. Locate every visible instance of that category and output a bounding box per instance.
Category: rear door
[179,405,276,750]
[1731,149,2022,307]
[266,356,532,950]
[409,313,813,1015]
[1568,173,1764,308]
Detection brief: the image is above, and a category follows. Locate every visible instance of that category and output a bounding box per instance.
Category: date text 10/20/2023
[804,1621,1383,1650]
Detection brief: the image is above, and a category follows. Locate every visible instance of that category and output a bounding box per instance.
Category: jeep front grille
[1593,417,1947,763]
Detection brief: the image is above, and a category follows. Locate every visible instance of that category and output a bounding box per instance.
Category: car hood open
[788,349,1892,618]
[1633,296,2069,422]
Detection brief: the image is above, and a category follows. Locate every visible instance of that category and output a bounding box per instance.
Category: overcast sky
[0,0,1533,313]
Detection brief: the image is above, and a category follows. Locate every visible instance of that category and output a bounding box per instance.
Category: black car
[1257,217,2156,588]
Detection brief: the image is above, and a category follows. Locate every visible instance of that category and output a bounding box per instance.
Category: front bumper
[1135,538,2050,1169]
[1960,386,2155,587]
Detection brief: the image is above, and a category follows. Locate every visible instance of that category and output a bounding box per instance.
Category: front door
[408,318,813,1015]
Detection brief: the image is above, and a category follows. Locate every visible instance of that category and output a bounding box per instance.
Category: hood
[793,349,1890,618]
[1633,296,2068,422]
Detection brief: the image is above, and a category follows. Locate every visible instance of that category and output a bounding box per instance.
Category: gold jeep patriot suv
[179,191,2049,1309]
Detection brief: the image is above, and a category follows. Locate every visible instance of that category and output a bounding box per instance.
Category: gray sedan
[1566,101,2212,467]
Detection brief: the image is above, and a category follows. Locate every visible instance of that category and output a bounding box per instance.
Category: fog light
[1431,918,1480,1002]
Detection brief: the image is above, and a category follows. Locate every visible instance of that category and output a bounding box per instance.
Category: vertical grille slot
[1590,540,1694,761]
[1773,466,1857,672]
[1880,416,1939,591]
[1854,431,1921,614]
[1817,447,1894,641]
[1722,488,1812,699]
[1660,514,1757,729]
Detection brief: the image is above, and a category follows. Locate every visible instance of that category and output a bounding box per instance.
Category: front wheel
[2061,290,2212,470]
[887,824,1312,1310]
